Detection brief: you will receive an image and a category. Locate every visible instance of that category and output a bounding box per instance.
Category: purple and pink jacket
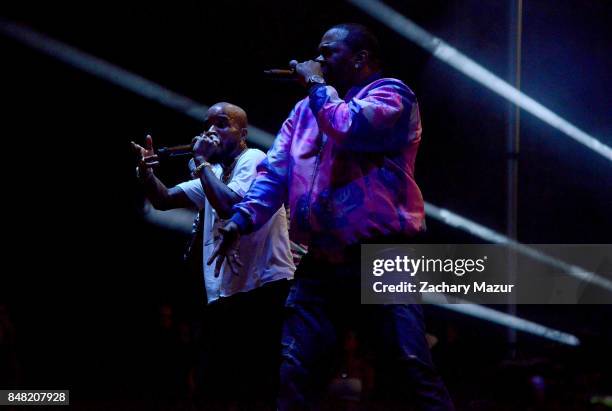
[231,73,426,261]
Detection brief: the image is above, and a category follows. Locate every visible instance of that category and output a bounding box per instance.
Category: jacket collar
[344,71,383,101]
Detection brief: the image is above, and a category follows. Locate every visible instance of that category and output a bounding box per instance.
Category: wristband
[193,161,212,177]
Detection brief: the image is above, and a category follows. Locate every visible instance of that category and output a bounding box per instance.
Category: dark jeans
[279,253,455,411]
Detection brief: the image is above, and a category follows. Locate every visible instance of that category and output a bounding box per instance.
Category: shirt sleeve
[230,107,296,234]
[227,149,266,196]
[308,79,421,152]
[176,179,206,209]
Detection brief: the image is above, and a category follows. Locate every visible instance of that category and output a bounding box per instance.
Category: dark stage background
[1,1,611,410]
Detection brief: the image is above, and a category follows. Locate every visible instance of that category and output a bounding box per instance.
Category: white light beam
[347,0,612,162]
[0,18,274,148]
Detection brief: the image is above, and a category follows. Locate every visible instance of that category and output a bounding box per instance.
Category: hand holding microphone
[263,60,298,78]
[131,131,220,182]
[149,132,219,161]
[192,133,220,165]
[264,59,325,89]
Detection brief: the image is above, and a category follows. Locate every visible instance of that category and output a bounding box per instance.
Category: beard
[322,65,353,92]
[207,142,238,165]
[205,146,224,164]
[206,151,223,165]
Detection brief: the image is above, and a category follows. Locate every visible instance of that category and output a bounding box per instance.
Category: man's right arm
[132,136,196,210]
[139,169,195,210]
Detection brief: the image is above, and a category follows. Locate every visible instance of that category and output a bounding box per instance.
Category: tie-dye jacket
[231,73,426,261]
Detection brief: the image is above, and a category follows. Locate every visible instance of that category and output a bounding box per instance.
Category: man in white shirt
[132,102,295,408]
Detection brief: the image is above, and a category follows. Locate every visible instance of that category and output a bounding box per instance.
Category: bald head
[209,102,248,129]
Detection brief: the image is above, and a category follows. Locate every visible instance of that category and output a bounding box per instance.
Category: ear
[354,50,369,67]
[240,127,248,141]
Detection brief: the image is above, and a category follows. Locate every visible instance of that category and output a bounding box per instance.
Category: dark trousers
[278,253,455,411]
[195,279,290,410]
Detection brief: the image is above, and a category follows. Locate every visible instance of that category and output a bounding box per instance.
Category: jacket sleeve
[308,79,420,152]
[230,107,296,234]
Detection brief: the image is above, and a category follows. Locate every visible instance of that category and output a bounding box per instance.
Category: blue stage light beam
[424,293,580,346]
[346,0,612,163]
[425,203,612,293]
[0,18,274,148]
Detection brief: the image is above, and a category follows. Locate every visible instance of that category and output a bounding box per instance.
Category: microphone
[263,60,298,80]
[263,68,295,77]
[157,144,193,158]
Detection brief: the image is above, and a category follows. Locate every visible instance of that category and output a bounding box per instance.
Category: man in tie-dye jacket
[210,23,454,410]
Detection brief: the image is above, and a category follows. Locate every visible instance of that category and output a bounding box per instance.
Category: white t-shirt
[177,148,295,304]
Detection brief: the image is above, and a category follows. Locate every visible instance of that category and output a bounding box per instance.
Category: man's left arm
[195,163,242,219]
[203,150,267,276]
[308,81,420,152]
[196,149,266,220]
